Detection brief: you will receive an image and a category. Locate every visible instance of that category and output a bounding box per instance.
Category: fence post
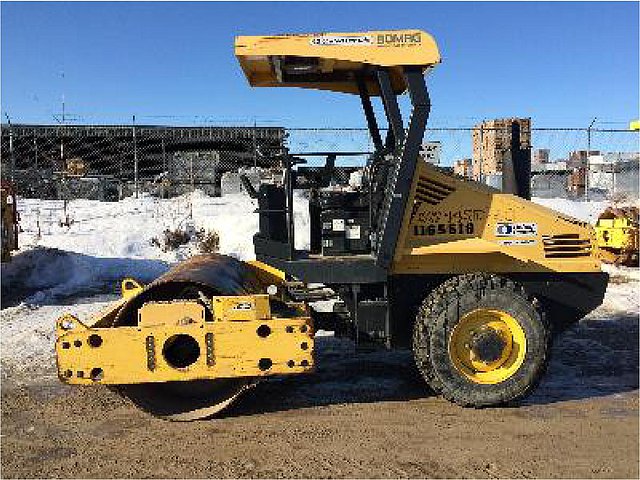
[479,122,484,184]
[161,138,166,173]
[5,113,15,183]
[133,114,138,199]
[253,120,257,168]
[612,153,617,199]
[34,136,38,170]
[190,154,194,193]
[585,118,597,201]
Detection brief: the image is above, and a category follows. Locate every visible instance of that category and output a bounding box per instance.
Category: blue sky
[2,1,639,130]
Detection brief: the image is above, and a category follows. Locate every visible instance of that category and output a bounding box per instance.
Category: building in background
[453,158,473,178]
[588,152,640,199]
[471,117,531,180]
[565,150,601,197]
[533,148,550,165]
[567,150,600,169]
[531,158,571,198]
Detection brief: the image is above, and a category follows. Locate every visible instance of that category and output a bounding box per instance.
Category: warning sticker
[346,225,361,240]
[499,239,537,246]
[332,219,345,232]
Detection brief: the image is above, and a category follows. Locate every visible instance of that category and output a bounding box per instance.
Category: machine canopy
[235,30,441,95]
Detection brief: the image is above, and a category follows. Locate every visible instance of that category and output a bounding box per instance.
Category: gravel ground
[1,310,638,479]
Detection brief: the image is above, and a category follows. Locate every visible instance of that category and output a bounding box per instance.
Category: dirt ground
[2,318,638,479]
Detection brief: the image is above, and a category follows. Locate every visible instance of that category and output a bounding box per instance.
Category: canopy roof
[235,30,440,95]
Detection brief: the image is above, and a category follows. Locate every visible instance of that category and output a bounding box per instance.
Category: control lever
[319,153,336,188]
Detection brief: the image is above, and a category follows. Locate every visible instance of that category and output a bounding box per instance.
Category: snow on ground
[16,189,310,263]
[532,197,609,224]
[4,190,310,306]
[1,193,638,393]
[0,295,115,386]
[532,196,639,224]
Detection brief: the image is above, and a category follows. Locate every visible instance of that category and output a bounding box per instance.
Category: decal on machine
[232,302,253,311]
[495,222,538,237]
[411,209,486,237]
[498,239,537,246]
[332,219,345,232]
[310,35,373,46]
[309,32,421,47]
[345,225,361,240]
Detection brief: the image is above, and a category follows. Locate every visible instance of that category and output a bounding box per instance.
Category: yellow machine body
[393,161,602,274]
[235,29,440,95]
[56,292,313,385]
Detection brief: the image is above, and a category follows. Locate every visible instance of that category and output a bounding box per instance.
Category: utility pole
[585,117,597,201]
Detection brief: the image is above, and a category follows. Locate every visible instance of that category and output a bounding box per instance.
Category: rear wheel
[413,273,550,407]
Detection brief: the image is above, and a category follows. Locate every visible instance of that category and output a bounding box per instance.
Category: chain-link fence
[0,123,286,200]
[287,126,639,202]
[1,122,638,202]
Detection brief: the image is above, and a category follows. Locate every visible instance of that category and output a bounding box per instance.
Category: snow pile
[6,190,310,306]
[532,196,639,224]
[1,248,168,307]
[7,191,630,307]
[17,190,310,263]
[532,197,610,224]
[1,296,114,385]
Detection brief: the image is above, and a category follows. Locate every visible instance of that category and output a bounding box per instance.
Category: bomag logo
[376,32,421,45]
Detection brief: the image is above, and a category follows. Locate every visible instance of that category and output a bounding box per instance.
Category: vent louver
[542,234,591,258]
[414,176,455,205]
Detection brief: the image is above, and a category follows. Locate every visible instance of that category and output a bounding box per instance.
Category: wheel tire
[412,273,551,407]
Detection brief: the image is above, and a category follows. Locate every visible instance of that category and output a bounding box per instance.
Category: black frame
[256,65,432,282]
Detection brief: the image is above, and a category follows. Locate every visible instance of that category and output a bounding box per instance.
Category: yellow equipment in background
[55,30,609,420]
[595,207,639,266]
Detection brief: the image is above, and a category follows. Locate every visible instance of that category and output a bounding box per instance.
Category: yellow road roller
[595,206,639,266]
[56,30,608,420]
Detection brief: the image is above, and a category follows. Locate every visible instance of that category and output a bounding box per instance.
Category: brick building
[471,118,531,180]
[453,158,473,178]
[533,148,550,165]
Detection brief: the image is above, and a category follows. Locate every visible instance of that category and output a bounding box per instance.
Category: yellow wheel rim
[448,309,527,385]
